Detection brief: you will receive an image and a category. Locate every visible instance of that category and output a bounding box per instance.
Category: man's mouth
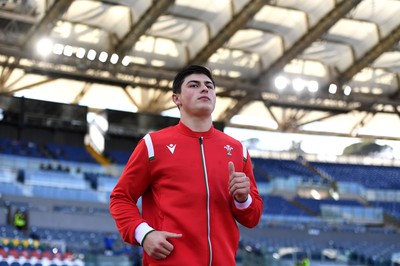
[199,96,210,100]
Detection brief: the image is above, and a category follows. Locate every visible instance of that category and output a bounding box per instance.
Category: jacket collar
[177,121,215,138]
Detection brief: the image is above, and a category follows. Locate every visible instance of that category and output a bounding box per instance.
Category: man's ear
[172,93,181,107]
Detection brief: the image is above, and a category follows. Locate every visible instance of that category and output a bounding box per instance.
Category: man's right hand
[142,231,182,260]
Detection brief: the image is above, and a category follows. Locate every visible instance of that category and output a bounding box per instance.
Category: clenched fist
[228,161,250,203]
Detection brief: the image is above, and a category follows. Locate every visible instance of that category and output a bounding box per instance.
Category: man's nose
[200,84,209,91]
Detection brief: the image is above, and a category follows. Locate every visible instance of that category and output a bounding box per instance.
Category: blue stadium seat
[0,182,24,196]
[46,143,96,163]
[295,197,363,214]
[263,195,311,216]
[107,150,131,165]
[311,162,400,189]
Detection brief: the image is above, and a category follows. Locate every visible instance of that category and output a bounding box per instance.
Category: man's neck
[180,114,213,132]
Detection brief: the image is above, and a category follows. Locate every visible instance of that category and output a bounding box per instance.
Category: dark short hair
[172,65,215,94]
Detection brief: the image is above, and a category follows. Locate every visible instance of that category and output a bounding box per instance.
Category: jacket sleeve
[231,153,263,228]
[109,139,152,245]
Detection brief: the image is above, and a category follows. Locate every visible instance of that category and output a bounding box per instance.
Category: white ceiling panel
[0,0,399,141]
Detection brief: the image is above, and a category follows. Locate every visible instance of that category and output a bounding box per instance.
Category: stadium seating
[263,195,312,217]
[45,144,96,164]
[1,137,400,265]
[311,161,400,189]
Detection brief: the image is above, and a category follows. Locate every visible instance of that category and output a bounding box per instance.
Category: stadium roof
[0,0,400,140]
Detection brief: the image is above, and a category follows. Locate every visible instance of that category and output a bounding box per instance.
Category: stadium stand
[1,134,400,266]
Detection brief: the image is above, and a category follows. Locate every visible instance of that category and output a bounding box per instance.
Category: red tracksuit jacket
[110,122,263,266]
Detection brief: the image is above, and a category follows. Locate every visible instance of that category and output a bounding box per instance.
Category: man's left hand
[228,161,250,202]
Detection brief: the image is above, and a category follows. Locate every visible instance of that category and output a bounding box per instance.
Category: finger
[152,240,175,259]
[228,161,235,176]
[229,181,244,195]
[230,181,242,195]
[148,246,169,260]
[159,240,174,252]
[229,176,250,195]
[161,232,182,252]
[159,243,173,255]
[229,174,246,188]
[164,232,183,239]
[232,184,250,199]
[154,251,168,260]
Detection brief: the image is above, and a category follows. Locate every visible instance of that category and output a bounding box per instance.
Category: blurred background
[0,0,400,265]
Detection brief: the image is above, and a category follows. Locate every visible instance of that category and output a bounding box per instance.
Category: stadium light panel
[36,38,53,57]
[63,45,73,57]
[76,47,86,59]
[343,85,352,96]
[328,84,337,94]
[292,78,305,92]
[308,80,319,93]
[99,51,108,62]
[110,53,119,64]
[274,76,289,90]
[52,43,64,55]
[87,49,96,61]
[122,56,130,66]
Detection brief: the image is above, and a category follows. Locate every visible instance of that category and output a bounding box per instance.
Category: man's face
[173,73,216,117]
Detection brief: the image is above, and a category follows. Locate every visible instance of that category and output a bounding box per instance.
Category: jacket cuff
[234,194,252,209]
[135,222,155,245]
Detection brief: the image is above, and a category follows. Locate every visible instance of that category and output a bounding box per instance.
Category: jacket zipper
[199,137,212,266]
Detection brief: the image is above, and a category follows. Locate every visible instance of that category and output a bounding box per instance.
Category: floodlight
[110,53,119,64]
[36,38,53,57]
[76,47,86,59]
[122,56,130,66]
[274,76,289,90]
[99,51,108,62]
[308,80,319,93]
[63,45,73,57]
[52,43,64,55]
[343,85,352,96]
[292,78,305,92]
[328,84,337,94]
[87,49,96,60]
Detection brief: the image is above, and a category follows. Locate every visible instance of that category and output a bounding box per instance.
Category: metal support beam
[0,58,20,89]
[337,24,400,85]
[22,0,74,49]
[226,121,400,141]
[0,78,56,95]
[217,94,256,122]
[115,0,175,55]
[72,83,92,104]
[188,0,269,65]
[258,0,362,84]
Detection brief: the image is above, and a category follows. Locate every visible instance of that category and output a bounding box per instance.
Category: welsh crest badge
[224,144,233,156]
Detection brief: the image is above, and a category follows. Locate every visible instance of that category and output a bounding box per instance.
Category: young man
[110,65,263,265]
